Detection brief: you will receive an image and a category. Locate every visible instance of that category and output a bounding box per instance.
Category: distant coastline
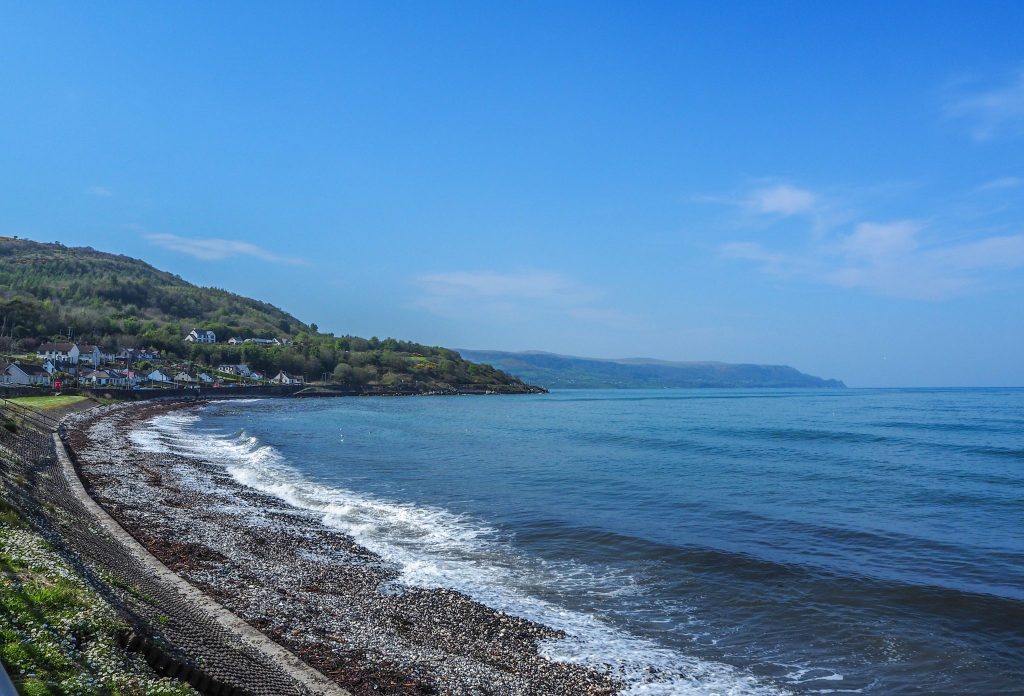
[459,349,846,390]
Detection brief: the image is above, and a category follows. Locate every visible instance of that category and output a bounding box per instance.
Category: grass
[0,510,197,695]
[6,396,89,411]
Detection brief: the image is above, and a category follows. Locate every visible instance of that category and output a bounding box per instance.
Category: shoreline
[64,398,618,696]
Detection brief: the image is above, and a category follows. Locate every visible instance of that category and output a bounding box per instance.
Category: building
[116,347,162,362]
[271,370,304,385]
[37,342,80,365]
[184,329,217,344]
[147,369,172,383]
[77,344,103,367]
[174,372,197,383]
[81,369,126,387]
[6,363,52,386]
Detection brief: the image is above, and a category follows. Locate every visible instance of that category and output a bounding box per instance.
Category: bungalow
[227,337,244,345]
[78,344,103,367]
[40,360,57,375]
[37,342,80,365]
[197,373,215,384]
[271,370,304,385]
[81,369,124,387]
[249,372,264,381]
[147,369,172,383]
[0,363,11,385]
[6,363,51,386]
[174,372,197,383]
[184,329,217,344]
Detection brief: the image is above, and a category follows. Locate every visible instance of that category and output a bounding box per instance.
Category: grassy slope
[7,397,89,412]
[0,501,196,696]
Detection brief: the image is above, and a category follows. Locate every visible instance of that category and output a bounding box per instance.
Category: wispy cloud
[746,183,817,216]
[976,176,1023,192]
[87,185,113,197]
[838,221,920,259]
[722,221,1024,300]
[417,270,591,301]
[413,270,634,327]
[946,69,1024,141]
[145,232,307,265]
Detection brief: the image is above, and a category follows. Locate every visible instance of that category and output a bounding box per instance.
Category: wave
[131,408,798,695]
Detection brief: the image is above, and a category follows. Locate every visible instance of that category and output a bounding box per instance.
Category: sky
[2,2,1023,387]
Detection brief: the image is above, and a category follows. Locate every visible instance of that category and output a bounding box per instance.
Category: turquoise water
[142,389,1024,694]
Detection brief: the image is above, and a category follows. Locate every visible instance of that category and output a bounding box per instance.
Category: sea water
[132,389,1024,695]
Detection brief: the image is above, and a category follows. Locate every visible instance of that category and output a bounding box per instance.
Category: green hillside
[0,237,540,392]
[459,350,846,389]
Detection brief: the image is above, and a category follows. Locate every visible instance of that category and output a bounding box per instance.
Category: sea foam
[132,409,790,696]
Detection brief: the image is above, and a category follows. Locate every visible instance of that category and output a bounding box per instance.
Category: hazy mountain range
[458,350,846,389]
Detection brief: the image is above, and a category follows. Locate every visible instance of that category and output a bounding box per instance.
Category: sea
[134,388,1024,695]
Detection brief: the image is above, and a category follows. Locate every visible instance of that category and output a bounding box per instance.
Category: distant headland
[458,350,846,389]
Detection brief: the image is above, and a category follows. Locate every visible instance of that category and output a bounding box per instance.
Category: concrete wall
[1,384,304,401]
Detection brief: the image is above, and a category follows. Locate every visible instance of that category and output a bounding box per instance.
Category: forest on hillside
[0,238,534,390]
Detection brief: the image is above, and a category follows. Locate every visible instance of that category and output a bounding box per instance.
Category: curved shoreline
[64,398,619,696]
[53,427,346,696]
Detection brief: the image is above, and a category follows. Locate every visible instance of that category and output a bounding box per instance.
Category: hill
[0,237,541,393]
[457,350,846,389]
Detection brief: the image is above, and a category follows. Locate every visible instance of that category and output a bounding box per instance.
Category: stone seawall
[0,398,344,696]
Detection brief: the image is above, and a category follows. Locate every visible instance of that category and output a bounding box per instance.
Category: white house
[81,369,125,387]
[271,370,304,385]
[37,342,80,365]
[174,371,196,383]
[77,344,103,367]
[0,363,11,386]
[40,360,56,375]
[147,369,172,383]
[244,337,279,346]
[6,363,51,386]
[227,337,244,345]
[184,329,217,344]
[197,372,214,384]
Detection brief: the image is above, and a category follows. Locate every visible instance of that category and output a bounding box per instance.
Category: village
[0,328,305,390]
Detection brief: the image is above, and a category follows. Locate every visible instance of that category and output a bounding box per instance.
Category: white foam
[133,410,791,696]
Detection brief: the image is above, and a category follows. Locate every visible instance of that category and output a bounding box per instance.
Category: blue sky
[2,2,1023,387]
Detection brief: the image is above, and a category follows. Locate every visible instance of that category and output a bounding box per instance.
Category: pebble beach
[65,401,619,696]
